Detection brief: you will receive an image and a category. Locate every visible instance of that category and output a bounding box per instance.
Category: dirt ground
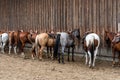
[0,52,120,80]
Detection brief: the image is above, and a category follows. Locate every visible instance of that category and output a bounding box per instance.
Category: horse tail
[89,37,95,65]
[17,30,21,49]
[53,34,61,59]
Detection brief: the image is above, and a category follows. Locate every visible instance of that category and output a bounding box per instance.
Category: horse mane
[48,33,56,39]
[82,31,93,44]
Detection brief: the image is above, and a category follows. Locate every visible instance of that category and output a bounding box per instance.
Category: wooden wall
[0,0,120,56]
[0,0,119,32]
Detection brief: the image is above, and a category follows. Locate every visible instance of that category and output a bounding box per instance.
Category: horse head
[71,29,81,47]
[104,31,116,47]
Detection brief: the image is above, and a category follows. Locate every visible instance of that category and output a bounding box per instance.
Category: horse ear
[105,30,108,33]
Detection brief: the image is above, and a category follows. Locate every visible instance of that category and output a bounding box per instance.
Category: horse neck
[69,33,75,41]
[108,34,115,42]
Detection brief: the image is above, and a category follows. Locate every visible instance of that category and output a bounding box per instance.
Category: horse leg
[68,48,70,61]
[50,47,53,59]
[47,47,49,58]
[112,48,116,66]
[1,42,6,53]
[61,46,65,64]
[31,45,36,60]
[118,52,120,66]
[39,46,44,60]
[72,47,75,62]
[9,44,12,54]
[85,52,88,65]
[14,46,17,55]
[14,41,18,55]
[92,48,98,67]
[88,51,92,68]
[21,42,25,58]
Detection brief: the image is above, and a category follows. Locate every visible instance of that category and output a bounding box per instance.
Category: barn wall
[0,0,119,57]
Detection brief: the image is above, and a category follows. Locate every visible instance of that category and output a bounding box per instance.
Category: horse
[8,30,20,54]
[82,33,100,68]
[105,31,120,66]
[54,29,80,64]
[18,31,36,57]
[32,32,56,60]
[0,32,9,53]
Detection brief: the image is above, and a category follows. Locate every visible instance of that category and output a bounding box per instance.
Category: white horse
[0,33,9,53]
[83,33,100,68]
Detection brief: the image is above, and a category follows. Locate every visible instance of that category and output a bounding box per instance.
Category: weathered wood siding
[0,0,119,57]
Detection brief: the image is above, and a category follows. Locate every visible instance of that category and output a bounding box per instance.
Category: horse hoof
[58,60,60,63]
[72,60,75,62]
[112,64,115,67]
[68,59,70,62]
[39,58,42,61]
[62,62,65,64]
[62,61,65,64]
[89,65,91,68]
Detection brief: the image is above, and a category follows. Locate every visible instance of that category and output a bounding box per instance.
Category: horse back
[36,33,49,46]
[112,42,120,51]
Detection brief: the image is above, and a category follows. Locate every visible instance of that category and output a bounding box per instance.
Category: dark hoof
[112,64,115,67]
[58,60,60,63]
[68,59,70,62]
[72,60,75,62]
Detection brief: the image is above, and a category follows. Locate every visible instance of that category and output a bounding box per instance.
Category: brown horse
[104,31,120,66]
[9,30,36,56]
[32,33,55,60]
[8,31,20,54]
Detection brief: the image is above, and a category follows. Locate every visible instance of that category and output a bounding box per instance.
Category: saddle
[112,35,120,44]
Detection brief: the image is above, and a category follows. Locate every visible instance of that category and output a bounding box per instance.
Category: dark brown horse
[104,31,120,66]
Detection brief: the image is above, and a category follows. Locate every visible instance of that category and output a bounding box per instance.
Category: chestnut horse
[82,33,100,68]
[8,31,20,54]
[9,30,36,56]
[32,33,55,60]
[105,31,120,66]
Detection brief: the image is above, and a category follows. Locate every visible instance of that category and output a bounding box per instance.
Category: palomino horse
[105,31,120,66]
[82,33,100,68]
[0,32,9,53]
[32,33,55,60]
[54,29,80,63]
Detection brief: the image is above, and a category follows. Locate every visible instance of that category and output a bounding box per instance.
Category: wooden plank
[96,0,100,34]
[112,0,117,32]
[78,0,82,35]
[92,0,97,32]
[118,0,120,32]
[81,0,85,35]
[88,0,93,31]
[107,0,113,31]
